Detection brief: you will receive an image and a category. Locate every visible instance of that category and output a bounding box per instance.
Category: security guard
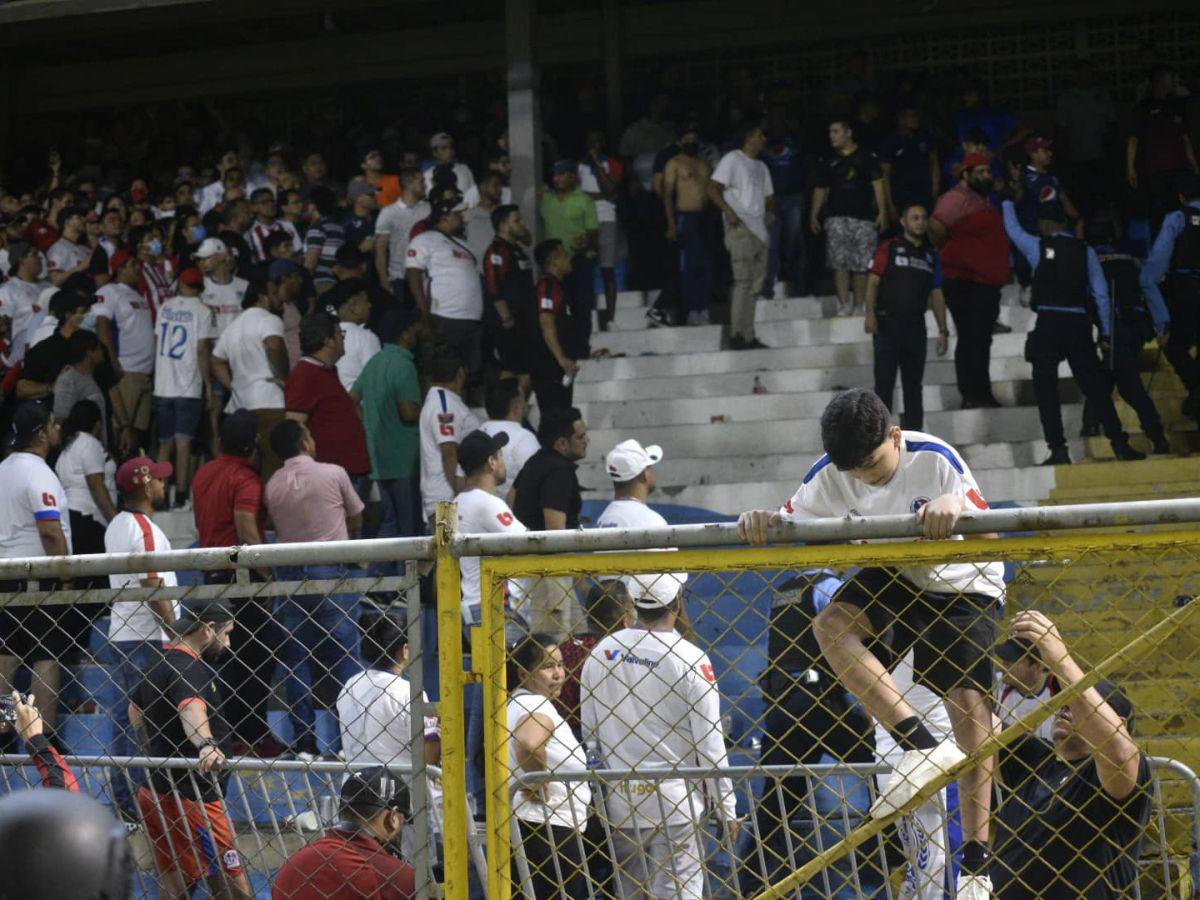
[865,202,950,430]
[482,204,537,391]
[1002,197,1146,465]
[1140,173,1200,422]
[744,570,880,896]
[1080,213,1170,454]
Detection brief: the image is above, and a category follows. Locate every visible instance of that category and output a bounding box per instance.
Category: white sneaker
[956,873,993,899]
[870,737,965,820]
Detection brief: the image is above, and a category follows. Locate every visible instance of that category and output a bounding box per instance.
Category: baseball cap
[1023,136,1053,155]
[346,179,378,203]
[458,429,509,474]
[624,572,688,610]
[961,152,992,172]
[116,456,173,493]
[432,197,467,219]
[429,131,454,150]
[1094,680,1135,731]
[178,267,204,287]
[551,159,575,175]
[11,402,51,444]
[341,766,410,815]
[268,258,302,280]
[606,439,663,482]
[994,636,1038,664]
[378,307,423,343]
[107,247,134,275]
[174,599,236,636]
[193,237,228,260]
[219,409,259,457]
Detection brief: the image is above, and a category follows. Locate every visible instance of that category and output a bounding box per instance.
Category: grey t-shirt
[53,366,107,445]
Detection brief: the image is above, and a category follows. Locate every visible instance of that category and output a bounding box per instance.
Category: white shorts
[597,221,619,268]
[611,823,704,900]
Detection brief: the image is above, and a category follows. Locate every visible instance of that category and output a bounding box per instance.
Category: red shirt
[932,182,1011,286]
[555,634,598,739]
[284,357,371,476]
[191,455,264,547]
[272,827,415,900]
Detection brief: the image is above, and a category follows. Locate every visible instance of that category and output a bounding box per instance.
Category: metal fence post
[481,563,513,900]
[436,501,470,898]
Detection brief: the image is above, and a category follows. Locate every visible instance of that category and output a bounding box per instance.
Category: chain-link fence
[468,501,1200,900]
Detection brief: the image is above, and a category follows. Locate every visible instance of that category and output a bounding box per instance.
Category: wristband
[938,329,950,337]
[197,738,220,751]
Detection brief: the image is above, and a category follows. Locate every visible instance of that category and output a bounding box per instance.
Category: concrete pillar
[602,0,623,143]
[506,0,542,244]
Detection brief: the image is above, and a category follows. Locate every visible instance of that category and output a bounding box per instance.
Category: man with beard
[130,599,253,900]
[273,767,415,899]
[483,204,536,390]
[930,154,1012,409]
[664,124,715,325]
[407,199,484,389]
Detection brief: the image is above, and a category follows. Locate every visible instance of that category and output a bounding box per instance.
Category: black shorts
[831,566,999,695]
[0,579,79,664]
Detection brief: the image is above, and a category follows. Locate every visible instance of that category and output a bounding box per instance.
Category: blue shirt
[1140,200,1200,324]
[1016,165,1066,231]
[763,136,807,196]
[1002,200,1112,336]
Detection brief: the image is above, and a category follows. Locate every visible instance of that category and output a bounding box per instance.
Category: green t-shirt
[539,189,599,257]
[353,344,421,480]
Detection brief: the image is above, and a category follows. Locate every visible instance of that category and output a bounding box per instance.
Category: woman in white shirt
[508,632,592,899]
[54,399,118,560]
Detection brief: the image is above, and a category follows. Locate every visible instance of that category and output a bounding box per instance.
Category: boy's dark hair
[219,409,258,458]
[269,418,307,462]
[299,311,340,355]
[533,239,563,271]
[361,610,409,670]
[66,328,100,364]
[636,596,679,625]
[820,388,890,470]
[250,187,274,204]
[491,203,519,232]
[430,347,465,384]
[537,406,582,448]
[485,379,522,420]
[506,631,559,691]
[309,186,339,219]
[584,580,630,635]
[963,127,990,147]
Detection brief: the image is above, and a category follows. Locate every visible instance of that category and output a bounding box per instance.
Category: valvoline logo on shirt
[603,649,621,661]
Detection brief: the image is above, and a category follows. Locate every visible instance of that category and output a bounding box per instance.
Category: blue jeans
[765,193,809,295]
[464,660,485,811]
[273,565,362,751]
[106,640,164,811]
[677,211,714,314]
[376,476,419,543]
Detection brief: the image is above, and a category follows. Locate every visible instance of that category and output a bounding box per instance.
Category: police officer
[1080,213,1170,454]
[742,570,880,896]
[1002,197,1146,465]
[1140,173,1200,423]
[864,202,950,430]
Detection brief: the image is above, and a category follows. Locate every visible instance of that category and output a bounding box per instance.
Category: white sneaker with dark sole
[956,873,993,899]
[870,737,965,820]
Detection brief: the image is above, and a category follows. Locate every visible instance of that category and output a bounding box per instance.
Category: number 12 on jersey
[159,322,188,360]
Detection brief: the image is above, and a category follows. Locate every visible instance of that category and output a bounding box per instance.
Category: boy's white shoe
[870,737,965,819]
[956,873,993,899]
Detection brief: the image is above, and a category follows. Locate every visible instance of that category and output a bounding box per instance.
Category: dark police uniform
[483,237,537,376]
[869,235,946,430]
[1141,199,1200,418]
[1081,246,1168,450]
[1002,201,1140,461]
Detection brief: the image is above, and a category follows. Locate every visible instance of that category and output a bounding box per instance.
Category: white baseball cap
[606,439,663,482]
[624,572,688,609]
[193,237,228,260]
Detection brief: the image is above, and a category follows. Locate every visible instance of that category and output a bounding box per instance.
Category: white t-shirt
[581,627,735,828]
[462,207,494,273]
[712,149,775,244]
[423,162,477,203]
[418,386,479,519]
[105,510,180,644]
[778,431,1005,599]
[28,314,58,350]
[507,690,591,831]
[406,231,483,321]
[154,294,218,400]
[55,433,116,523]
[337,668,439,770]
[201,275,249,338]
[337,321,382,393]
[0,452,72,558]
[577,160,618,222]
[376,200,430,281]
[456,488,527,625]
[0,278,48,364]
[46,238,90,275]
[213,306,285,411]
[996,674,1057,742]
[596,497,668,530]
[479,420,539,487]
[93,282,155,374]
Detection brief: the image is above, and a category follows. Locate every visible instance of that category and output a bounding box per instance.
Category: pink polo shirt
[265,454,365,543]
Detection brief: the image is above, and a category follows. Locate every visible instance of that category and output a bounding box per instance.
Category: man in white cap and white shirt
[596,440,667,530]
[581,572,738,900]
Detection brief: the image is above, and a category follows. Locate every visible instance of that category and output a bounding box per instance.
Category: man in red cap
[94,247,155,454]
[1016,136,1079,237]
[154,268,218,509]
[103,454,179,818]
[929,153,1011,409]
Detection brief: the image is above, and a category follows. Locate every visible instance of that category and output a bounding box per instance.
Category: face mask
[680,142,699,156]
[148,238,164,257]
[190,224,207,243]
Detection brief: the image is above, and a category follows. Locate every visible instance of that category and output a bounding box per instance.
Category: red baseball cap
[1023,136,1053,155]
[116,456,173,492]
[108,247,134,275]
[961,152,992,172]
[178,267,204,287]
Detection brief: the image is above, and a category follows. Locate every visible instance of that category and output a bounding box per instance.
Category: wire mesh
[479,532,1200,900]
